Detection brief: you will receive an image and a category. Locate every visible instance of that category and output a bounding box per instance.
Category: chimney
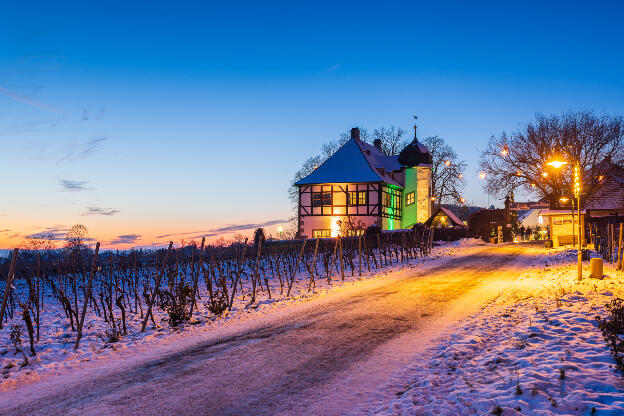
[350,127,360,140]
[373,138,383,152]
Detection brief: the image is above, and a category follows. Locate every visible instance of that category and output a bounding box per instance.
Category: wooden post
[358,234,362,276]
[74,243,100,351]
[0,248,18,329]
[338,235,344,280]
[615,223,624,270]
[363,235,370,272]
[328,237,338,283]
[377,234,383,267]
[189,237,205,317]
[287,238,307,296]
[308,238,319,291]
[141,241,173,332]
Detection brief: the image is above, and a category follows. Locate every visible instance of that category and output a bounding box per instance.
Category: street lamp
[547,155,582,279]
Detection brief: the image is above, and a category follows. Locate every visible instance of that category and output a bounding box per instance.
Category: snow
[0,240,481,393]
[378,247,624,415]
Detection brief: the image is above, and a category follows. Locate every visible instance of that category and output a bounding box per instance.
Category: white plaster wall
[416,167,431,223]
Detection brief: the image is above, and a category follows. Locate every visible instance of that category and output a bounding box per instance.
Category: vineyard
[0,228,435,380]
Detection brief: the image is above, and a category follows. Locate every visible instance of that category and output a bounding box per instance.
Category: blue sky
[1,1,623,247]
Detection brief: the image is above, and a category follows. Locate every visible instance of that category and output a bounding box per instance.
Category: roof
[585,164,624,211]
[425,206,466,227]
[398,131,432,167]
[295,138,403,187]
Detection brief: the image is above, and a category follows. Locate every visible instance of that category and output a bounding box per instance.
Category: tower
[398,116,433,227]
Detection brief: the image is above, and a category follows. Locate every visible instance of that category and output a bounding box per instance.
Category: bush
[157,282,194,326]
[98,323,123,344]
[207,291,229,316]
[597,298,624,376]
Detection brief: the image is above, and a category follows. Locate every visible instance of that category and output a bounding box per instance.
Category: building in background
[295,121,432,238]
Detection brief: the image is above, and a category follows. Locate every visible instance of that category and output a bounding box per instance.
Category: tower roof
[398,117,432,167]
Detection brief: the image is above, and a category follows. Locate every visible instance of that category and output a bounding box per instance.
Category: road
[0,243,539,416]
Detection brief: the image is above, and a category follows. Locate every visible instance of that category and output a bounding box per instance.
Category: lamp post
[547,155,583,279]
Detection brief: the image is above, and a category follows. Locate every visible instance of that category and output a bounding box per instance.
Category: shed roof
[425,206,466,227]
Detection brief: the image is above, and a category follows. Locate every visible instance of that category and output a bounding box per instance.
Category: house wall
[401,167,418,228]
[547,213,585,247]
[298,182,381,238]
[299,215,379,238]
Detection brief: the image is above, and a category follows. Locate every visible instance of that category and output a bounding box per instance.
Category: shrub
[157,282,193,326]
[596,298,624,376]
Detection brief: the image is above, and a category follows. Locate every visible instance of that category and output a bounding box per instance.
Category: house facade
[295,122,432,238]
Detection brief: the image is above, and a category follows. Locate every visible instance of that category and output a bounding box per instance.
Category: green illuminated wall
[402,167,419,228]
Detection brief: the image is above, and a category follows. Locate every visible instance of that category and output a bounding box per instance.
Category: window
[312,229,331,238]
[349,191,367,206]
[406,191,415,206]
[312,192,332,207]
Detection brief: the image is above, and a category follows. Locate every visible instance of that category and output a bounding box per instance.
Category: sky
[1,1,623,249]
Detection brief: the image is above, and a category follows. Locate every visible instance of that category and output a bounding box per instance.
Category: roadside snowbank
[379,249,624,415]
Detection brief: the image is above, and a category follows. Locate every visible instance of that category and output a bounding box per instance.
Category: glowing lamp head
[516,170,522,176]
[445,160,451,166]
[541,172,548,178]
[547,160,567,169]
[460,197,466,203]
[431,196,436,201]
[501,148,509,156]
[479,172,486,179]
[559,197,569,203]
[531,183,536,188]
[458,173,463,179]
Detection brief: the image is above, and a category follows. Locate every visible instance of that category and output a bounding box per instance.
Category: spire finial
[413,115,418,138]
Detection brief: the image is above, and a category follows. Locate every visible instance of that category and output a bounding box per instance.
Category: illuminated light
[431,196,436,201]
[460,197,466,203]
[559,197,569,203]
[479,172,486,179]
[538,215,543,225]
[500,148,509,156]
[541,172,548,178]
[547,160,567,169]
[330,217,340,237]
[598,175,604,181]
[314,165,319,170]
[445,160,451,166]
[458,173,463,179]
[574,165,581,198]
[277,226,284,233]
[531,183,536,187]
[516,170,522,176]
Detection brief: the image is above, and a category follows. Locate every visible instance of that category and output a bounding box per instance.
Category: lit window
[406,191,415,206]
[349,191,367,205]
[312,229,331,238]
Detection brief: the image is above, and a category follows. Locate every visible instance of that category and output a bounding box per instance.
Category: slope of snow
[378,249,624,415]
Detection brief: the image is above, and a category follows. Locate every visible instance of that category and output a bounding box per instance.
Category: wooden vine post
[338,235,344,280]
[74,242,100,351]
[308,237,319,290]
[0,248,19,329]
[358,234,362,276]
[141,241,173,332]
[328,237,338,283]
[287,237,307,297]
[189,236,205,317]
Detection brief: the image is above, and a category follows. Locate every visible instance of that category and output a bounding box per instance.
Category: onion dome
[398,116,432,167]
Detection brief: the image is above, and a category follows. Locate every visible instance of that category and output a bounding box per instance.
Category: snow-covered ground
[378,248,624,415]
[0,239,484,393]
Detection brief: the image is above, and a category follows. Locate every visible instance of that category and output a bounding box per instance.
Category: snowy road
[1,243,538,416]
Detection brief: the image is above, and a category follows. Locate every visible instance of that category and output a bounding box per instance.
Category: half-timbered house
[295,121,432,238]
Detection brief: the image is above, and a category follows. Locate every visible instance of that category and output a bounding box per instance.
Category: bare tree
[372,126,408,156]
[65,224,89,254]
[423,136,466,209]
[480,111,624,207]
[19,234,57,251]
